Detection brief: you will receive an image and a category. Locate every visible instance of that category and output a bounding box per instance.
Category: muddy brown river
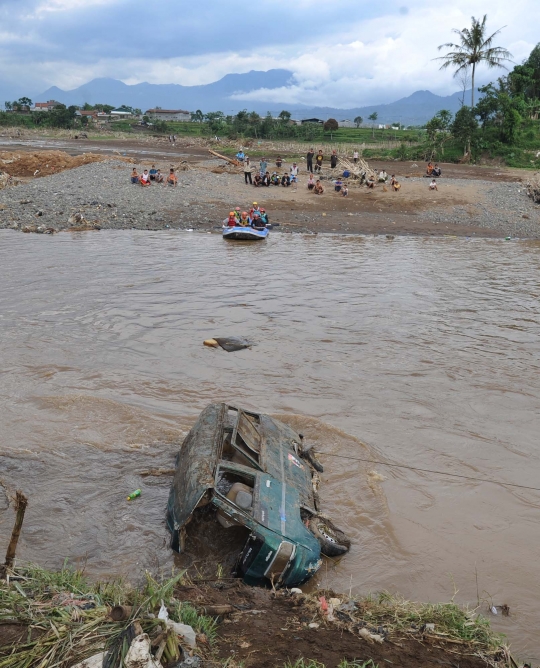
[1,230,539,660]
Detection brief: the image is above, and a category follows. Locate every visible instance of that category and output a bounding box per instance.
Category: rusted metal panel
[167,403,226,533]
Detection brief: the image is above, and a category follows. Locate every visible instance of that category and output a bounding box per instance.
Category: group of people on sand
[362,169,401,191]
[225,203,269,229]
[426,161,442,177]
[130,165,178,186]
[243,155,299,187]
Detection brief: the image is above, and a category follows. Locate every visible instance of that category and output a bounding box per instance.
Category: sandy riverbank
[0,139,538,237]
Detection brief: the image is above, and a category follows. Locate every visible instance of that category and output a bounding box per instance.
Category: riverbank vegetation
[1,26,538,169]
[0,563,516,668]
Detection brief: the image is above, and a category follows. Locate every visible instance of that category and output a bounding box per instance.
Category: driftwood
[208,149,240,166]
[338,157,376,183]
[1,490,28,579]
[526,172,540,203]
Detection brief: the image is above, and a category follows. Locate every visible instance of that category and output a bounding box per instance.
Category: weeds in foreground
[284,661,377,668]
[358,591,503,651]
[0,564,215,668]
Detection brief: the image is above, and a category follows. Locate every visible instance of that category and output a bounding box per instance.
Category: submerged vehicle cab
[167,403,351,588]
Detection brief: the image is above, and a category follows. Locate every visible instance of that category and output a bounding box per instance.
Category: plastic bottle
[127,489,141,501]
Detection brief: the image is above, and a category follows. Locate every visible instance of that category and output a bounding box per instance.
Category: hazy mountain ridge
[2,70,473,125]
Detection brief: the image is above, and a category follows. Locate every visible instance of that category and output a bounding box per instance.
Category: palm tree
[435,15,512,108]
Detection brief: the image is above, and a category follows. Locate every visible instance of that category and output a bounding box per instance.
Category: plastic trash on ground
[125,634,161,668]
[71,653,105,668]
[158,602,197,648]
[359,627,384,644]
[167,621,197,648]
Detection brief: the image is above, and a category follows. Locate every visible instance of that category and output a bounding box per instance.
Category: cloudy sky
[0,0,537,106]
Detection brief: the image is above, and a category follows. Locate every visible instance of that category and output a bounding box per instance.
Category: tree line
[424,16,540,163]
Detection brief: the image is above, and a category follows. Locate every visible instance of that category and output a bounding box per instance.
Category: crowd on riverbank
[0,147,537,238]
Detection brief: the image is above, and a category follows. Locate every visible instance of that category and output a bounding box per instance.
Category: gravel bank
[0,161,538,237]
[0,160,234,232]
[416,178,540,237]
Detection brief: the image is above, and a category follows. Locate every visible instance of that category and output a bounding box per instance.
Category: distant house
[110,107,134,118]
[301,118,324,125]
[74,110,110,122]
[145,109,191,121]
[338,119,355,128]
[32,100,62,112]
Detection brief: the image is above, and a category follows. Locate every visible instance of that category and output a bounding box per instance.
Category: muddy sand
[177,580,507,668]
[0,138,538,237]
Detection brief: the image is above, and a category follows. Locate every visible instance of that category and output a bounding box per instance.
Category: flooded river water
[1,230,539,659]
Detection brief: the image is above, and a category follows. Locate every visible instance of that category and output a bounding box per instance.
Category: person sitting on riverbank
[432,164,442,177]
[334,178,343,192]
[236,150,245,162]
[281,174,291,187]
[140,169,151,187]
[341,184,349,197]
[271,172,280,186]
[366,175,375,189]
[429,179,438,191]
[378,169,388,182]
[155,170,164,183]
[426,161,434,176]
[167,168,178,186]
[149,165,158,181]
[307,174,315,190]
[314,180,324,194]
[315,150,323,173]
[262,171,271,187]
[131,168,140,184]
[391,175,401,191]
[253,173,263,187]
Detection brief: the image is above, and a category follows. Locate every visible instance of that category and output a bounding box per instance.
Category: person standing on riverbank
[244,157,253,185]
[330,150,338,169]
[259,157,268,177]
[306,148,314,173]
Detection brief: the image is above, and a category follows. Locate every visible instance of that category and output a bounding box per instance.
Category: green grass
[0,564,216,668]
[356,591,503,650]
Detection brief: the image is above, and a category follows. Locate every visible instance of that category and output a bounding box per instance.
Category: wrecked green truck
[167,403,351,588]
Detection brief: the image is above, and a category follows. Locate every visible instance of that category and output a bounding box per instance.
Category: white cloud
[0,0,537,106]
[230,1,538,107]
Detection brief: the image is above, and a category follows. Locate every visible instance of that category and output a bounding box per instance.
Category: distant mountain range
[1,69,476,126]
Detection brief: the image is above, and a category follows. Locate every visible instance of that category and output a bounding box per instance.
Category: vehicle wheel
[309,516,351,557]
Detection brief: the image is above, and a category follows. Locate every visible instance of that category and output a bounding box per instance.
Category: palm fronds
[434,15,513,107]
